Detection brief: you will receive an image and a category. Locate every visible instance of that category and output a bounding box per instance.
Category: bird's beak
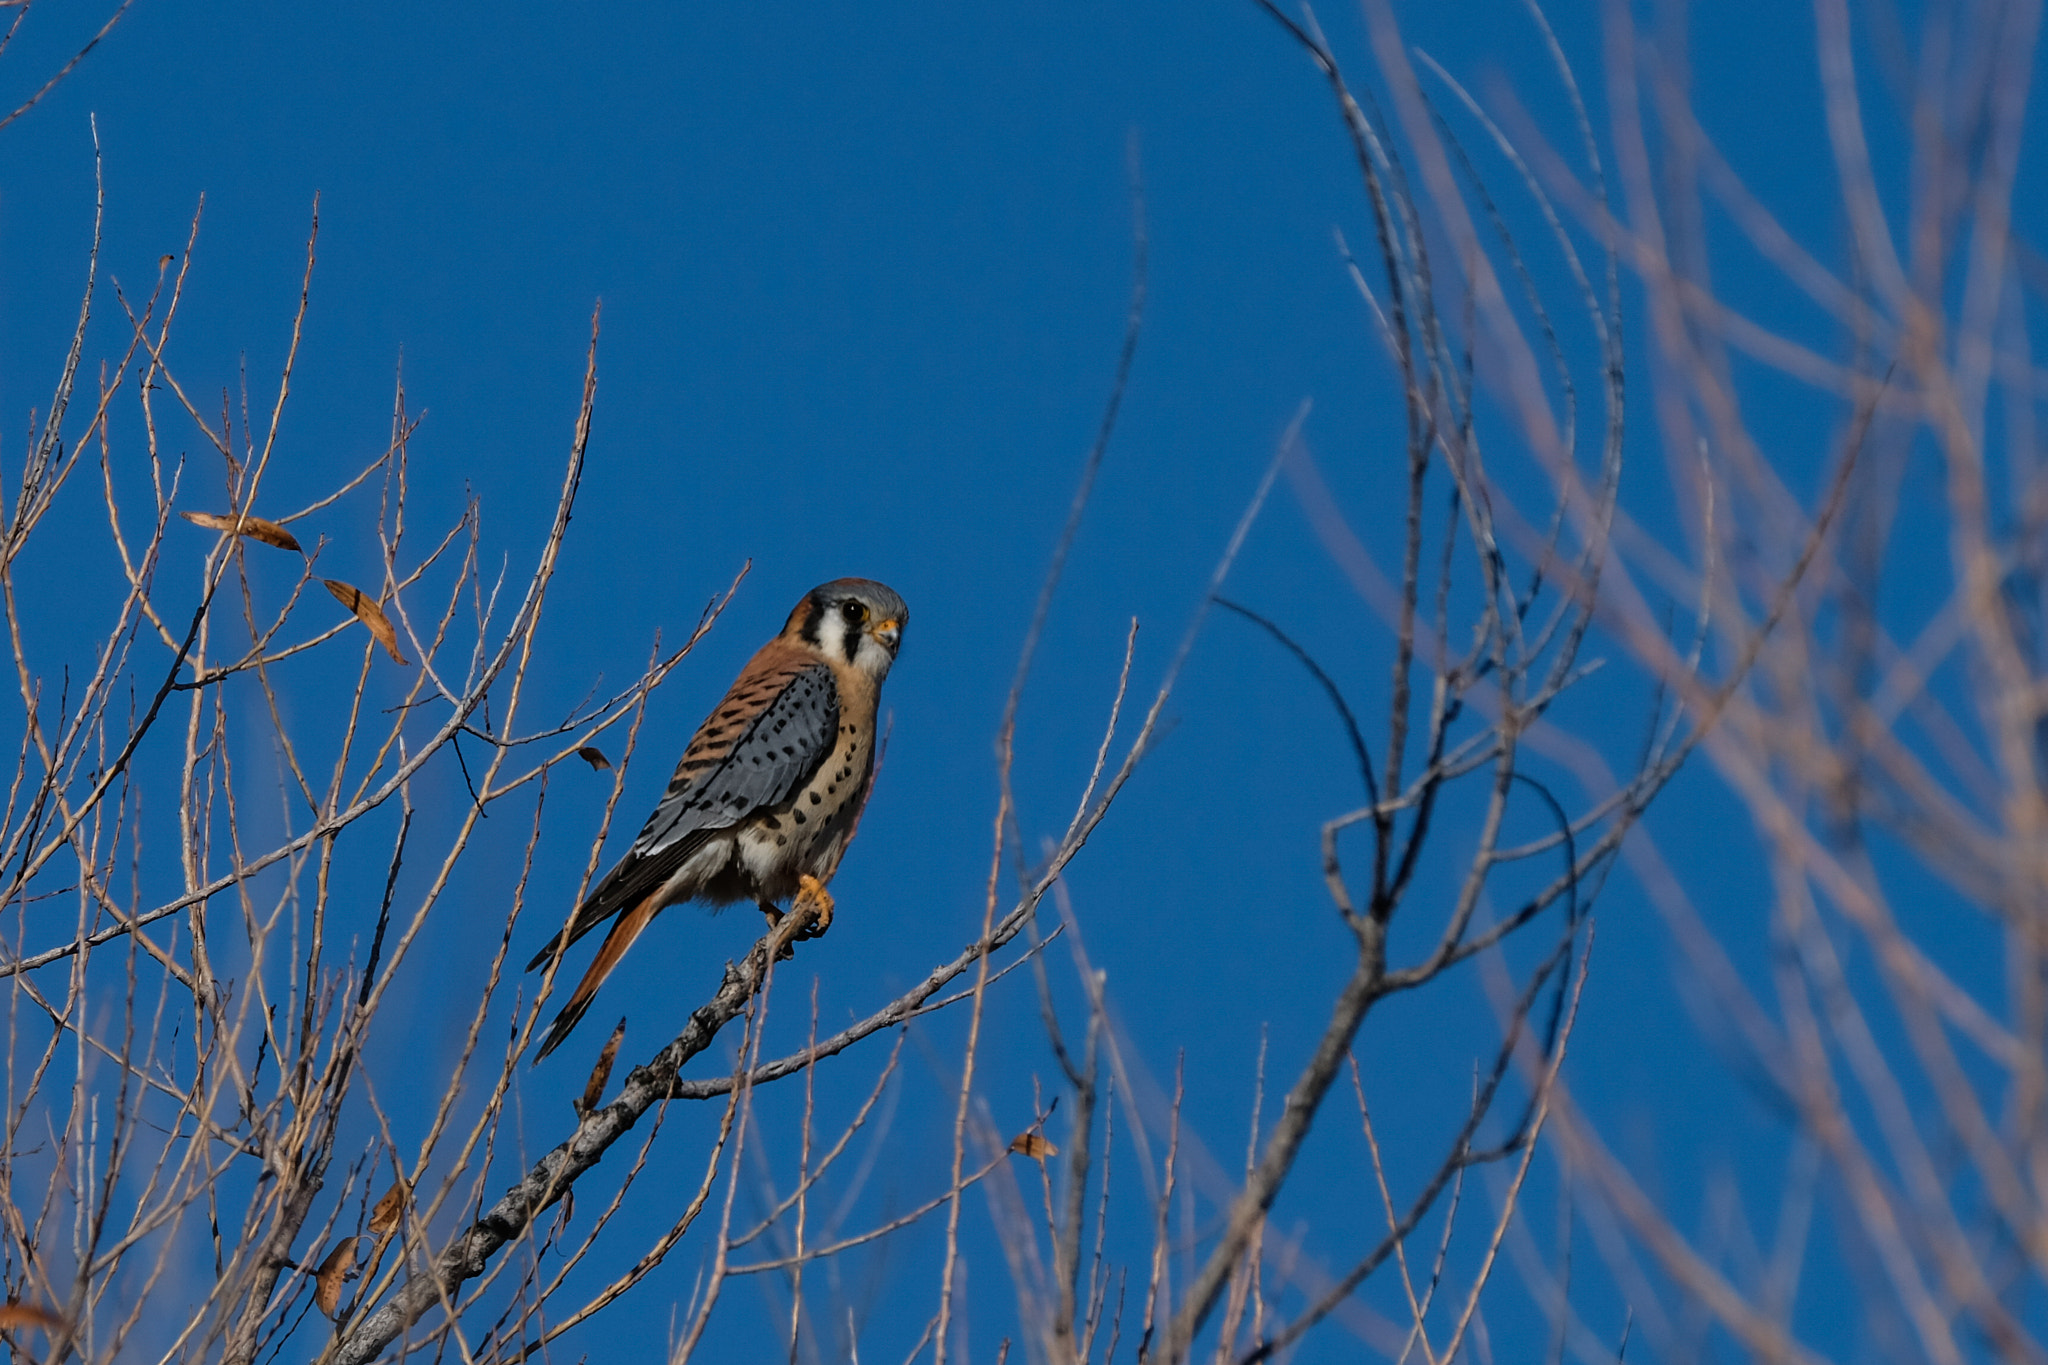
[873,618,901,653]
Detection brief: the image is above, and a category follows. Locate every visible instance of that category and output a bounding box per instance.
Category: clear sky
[0,2,1991,1361]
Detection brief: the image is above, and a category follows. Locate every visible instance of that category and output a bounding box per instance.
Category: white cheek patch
[856,637,894,679]
[814,613,848,660]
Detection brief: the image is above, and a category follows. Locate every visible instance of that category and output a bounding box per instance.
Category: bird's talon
[794,874,835,936]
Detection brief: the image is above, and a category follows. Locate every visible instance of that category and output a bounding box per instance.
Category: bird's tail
[526,891,613,974]
[532,889,663,1063]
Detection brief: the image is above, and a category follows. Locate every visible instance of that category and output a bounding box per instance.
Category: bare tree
[1478,1,2048,1361]
[899,3,1860,1362]
[0,1,1963,1362]
[0,138,1176,1365]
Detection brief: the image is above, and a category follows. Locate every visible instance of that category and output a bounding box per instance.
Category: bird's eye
[841,601,866,623]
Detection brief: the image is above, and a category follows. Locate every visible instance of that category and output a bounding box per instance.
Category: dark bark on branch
[332,843,1101,1362]
[222,1146,329,1365]
[330,909,814,1365]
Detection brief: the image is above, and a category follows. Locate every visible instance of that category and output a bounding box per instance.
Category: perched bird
[529,578,908,1062]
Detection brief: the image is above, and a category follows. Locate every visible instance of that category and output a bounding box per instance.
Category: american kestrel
[528,578,908,1061]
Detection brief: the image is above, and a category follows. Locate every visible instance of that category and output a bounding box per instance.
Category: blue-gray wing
[633,661,839,856]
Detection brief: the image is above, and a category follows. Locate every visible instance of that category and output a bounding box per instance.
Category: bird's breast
[734,724,874,895]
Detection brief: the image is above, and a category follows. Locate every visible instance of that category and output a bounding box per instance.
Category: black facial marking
[809,792,822,805]
[799,595,827,647]
[793,809,807,825]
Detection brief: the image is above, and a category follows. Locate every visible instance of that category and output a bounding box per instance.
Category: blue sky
[0,1,1978,1360]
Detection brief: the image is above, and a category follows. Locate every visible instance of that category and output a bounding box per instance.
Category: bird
[528,578,908,1062]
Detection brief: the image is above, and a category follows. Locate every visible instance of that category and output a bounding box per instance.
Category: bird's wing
[526,657,838,973]
[634,659,839,856]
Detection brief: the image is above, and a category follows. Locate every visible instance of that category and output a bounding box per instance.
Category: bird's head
[789,578,908,680]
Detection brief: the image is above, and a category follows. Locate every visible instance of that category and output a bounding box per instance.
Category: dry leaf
[314,1237,359,1317]
[0,1302,60,1332]
[368,1179,409,1237]
[576,1019,626,1118]
[1009,1132,1057,1160]
[323,579,411,665]
[560,1187,575,1226]
[576,745,613,771]
[179,509,303,553]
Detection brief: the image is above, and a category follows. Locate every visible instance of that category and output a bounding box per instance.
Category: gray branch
[330,915,801,1365]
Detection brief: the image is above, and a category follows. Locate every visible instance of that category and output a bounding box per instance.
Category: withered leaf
[323,579,411,665]
[0,1302,60,1332]
[368,1179,409,1237]
[1009,1132,1058,1160]
[314,1237,359,1318]
[576,745,613,771]
[179,509,304,553]
[576,1019,626,1119]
